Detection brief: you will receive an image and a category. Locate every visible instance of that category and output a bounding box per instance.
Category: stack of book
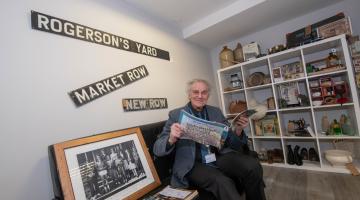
[142,185,198,200]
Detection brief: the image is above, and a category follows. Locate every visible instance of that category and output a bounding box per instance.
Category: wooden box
[318,17,352,39]
[286,13,345,48]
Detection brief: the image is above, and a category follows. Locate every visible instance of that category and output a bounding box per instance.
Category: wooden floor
[262,166,360,200]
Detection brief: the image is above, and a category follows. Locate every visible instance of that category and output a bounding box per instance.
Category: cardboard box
[243,42,260,61]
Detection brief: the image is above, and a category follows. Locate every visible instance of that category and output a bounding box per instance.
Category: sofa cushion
[139,121,175,182]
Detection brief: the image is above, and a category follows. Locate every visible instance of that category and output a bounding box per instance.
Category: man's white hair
[186,79,211,95]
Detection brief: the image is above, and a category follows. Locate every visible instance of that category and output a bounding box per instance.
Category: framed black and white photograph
[278,82,300,106]
[53,128,160,200]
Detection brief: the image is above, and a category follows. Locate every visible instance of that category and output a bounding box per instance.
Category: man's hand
[168,123,183,145]
[234,115,249,136]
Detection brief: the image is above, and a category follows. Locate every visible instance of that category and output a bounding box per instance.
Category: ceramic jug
[219,46,234,68]
[233,43,244,63]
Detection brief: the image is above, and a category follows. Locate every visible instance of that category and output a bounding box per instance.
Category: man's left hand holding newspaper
[168,123,182,145]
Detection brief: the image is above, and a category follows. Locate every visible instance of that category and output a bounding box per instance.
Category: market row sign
[31,10,170,61]
[69,65,149,107]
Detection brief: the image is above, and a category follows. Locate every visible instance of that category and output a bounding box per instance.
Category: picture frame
[278,82,300,106]
[272,67,283,82]
[282,61,304,80]
[52,127,160,200]
[262,119,276,136]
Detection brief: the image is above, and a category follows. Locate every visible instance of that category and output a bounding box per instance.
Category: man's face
[189,81,209,110]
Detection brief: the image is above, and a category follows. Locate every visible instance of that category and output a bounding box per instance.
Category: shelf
[266,110,277,113]
[320,159,360,174]
[273,77,306,85]
[217,35,360,174]
[262,161,358,174]
[307,69,347,79]
[317,135,360,139]
[301,35,343,54]
[282,136,316,140]
[245,83,272,90]
[262,161,321,169]
[286,160,321,168]
[312,102,354,109]
[223,88,244,94]
[218,63,242,72]
[269,48,302,63]
[261,162,286,167]
[241,56,269,68]
[253,136,281,139]
[278,106,311,112]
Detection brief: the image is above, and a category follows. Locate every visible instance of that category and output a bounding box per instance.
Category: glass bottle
[327,48,339,68]
[332,119,342,135]
[230,73,242,88]
[321,114,330,135]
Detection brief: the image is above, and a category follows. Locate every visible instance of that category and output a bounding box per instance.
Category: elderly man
[153,79,266,200]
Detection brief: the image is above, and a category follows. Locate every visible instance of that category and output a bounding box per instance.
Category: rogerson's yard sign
[31,10,170,61]
[69,65,149,107]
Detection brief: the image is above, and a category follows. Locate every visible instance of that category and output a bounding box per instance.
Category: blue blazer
[153,104,247,188]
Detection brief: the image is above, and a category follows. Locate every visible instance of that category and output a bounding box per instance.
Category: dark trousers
[187,152,266,200]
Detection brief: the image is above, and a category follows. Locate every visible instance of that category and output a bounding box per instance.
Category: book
[143,185,198,200]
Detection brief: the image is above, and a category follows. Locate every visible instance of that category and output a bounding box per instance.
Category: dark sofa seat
[139,121,216,200]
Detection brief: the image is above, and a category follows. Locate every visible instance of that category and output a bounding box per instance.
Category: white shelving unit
[217,35,360,174]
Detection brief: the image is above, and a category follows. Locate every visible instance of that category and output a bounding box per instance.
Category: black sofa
[48,121,226,199]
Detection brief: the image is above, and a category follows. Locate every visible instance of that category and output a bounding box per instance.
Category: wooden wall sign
[69,65,149,107]
[31,10,170,61]
[122,98,168,112]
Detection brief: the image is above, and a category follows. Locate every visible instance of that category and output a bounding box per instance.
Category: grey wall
[210,0,360,105]
[0,0,216,199]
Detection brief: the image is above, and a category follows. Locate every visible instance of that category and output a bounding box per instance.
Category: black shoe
[300,148,308,160]
[294,145,303,166]
[287,145,295,165]
[309,147,319,161]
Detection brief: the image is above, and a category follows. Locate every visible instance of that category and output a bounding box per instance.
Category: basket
[229,100,247,114]
[247,72,265,87]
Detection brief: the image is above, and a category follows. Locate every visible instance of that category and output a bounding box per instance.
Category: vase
[233,43,244,63]
[219,46,234,69]
[321,115,330,135]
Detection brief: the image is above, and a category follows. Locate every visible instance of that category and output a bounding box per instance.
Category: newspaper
[179,110,229,149]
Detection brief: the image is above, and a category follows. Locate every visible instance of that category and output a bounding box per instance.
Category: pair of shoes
[309,148,319,161]
[287,145,303,165]
[300,148,308,160]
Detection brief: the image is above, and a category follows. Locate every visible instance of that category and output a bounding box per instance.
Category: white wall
[210,0,360,106]
[0,0,216,199]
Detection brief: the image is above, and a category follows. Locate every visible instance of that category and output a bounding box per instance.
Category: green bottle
[332,119,342,135]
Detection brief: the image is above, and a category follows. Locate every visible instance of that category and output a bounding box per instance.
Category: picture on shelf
[282,61,304,80]
[262,119,276,136]
[278,82,300,106]
[272,67,283,82]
